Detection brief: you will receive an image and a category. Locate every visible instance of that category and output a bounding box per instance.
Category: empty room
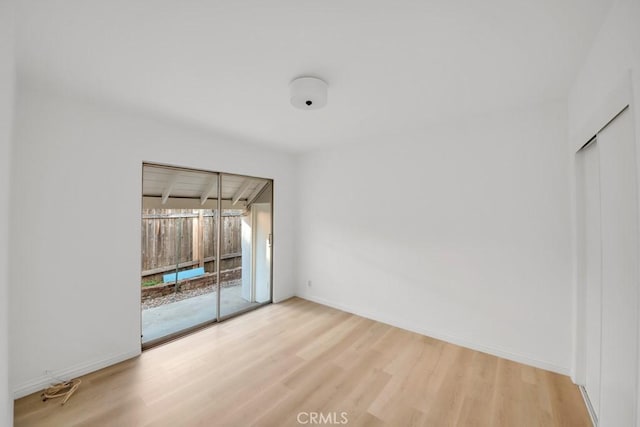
[1,0,639,426]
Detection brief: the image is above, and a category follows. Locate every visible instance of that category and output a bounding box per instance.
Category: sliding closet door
[598,107,639,427]
[580,140,602,418]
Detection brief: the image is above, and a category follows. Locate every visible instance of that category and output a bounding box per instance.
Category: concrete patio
[141,284,260,345]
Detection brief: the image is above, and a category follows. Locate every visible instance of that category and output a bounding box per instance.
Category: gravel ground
[141,280,242,310]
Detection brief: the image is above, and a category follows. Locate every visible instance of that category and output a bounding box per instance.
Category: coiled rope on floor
[41,379,81,405]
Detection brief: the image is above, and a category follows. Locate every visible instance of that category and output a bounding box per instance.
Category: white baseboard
[12,295,570,400]
[13,348,141,399]
[297,293,570,376]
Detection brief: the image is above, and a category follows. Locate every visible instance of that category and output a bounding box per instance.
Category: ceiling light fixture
[289,76,328,110]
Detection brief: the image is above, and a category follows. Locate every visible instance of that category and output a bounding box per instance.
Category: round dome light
[289,77,328,110]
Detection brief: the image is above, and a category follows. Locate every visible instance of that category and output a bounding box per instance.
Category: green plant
[141,279,162,287]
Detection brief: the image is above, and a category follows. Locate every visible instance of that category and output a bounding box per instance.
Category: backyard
[140,208,253,345]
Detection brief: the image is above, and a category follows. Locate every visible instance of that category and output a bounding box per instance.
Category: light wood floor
[14,297,590,426]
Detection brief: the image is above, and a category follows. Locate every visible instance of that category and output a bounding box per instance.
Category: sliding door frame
[141,162,274,349]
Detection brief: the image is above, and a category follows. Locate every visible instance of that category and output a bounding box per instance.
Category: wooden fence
[141,209,243,282]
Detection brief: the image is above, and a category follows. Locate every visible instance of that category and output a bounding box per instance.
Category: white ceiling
[16,0,612,152]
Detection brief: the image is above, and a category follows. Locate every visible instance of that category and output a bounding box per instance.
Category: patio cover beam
[232,179,254,206]
[246,180,268,206]
[161,174,179,205]
[200,176,218,206]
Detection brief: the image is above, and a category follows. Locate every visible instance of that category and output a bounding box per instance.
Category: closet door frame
[576,139,603,420]
[572,71,637,426]
[573,73,634,384]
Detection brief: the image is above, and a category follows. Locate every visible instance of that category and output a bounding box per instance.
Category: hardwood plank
[14,298,591,427]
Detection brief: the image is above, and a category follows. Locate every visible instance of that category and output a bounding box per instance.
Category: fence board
[141,253,242,277]
[141,208,243,277]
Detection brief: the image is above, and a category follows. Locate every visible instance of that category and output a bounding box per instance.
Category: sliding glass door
[140,165,273,347]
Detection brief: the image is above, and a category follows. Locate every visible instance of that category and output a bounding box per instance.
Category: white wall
[567,0,640,383]
[296,101,573,373]
[568,0,640,141]
[0,1,15,424]
[10,83,296,397]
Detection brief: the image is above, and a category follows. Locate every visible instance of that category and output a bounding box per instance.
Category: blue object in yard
[163,267,205,283]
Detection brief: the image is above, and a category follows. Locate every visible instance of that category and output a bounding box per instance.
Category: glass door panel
[219,174,272,318]
[141,164,219,346]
